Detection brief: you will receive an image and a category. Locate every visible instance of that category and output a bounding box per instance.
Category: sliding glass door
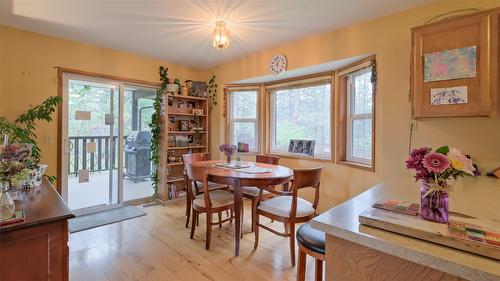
[61,73,156,211]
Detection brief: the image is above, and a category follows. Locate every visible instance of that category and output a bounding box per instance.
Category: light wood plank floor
[69,199,320,281]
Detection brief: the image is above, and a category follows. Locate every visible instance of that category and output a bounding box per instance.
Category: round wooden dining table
[191,160,293,256]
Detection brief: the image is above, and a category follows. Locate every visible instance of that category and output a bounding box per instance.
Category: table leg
[233,178,242,256]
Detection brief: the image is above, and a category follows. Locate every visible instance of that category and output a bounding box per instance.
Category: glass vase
[226,154,232,164]
[0,181,15,221]
[420,183,449,223]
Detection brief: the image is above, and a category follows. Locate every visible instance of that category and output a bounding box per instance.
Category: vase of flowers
[0,143,33,220]
[405,146,478,224]
[219,144,236,164]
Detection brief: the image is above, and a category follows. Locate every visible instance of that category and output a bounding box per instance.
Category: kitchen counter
[311,175,500,281]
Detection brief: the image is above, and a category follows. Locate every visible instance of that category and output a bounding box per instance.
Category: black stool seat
[296,223,325,255]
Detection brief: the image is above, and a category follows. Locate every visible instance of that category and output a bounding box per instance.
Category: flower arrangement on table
[219,144,237,164]
[405,145,479,223]
[0,143,34,220]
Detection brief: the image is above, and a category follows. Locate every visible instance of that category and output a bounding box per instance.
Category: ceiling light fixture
[212,20,230,50]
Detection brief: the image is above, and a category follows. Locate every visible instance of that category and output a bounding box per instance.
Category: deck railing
[68,135,120,175]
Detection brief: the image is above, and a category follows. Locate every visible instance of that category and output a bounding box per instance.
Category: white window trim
[268,81,332,160]
[346,67,373,165]
[228,89,259,153]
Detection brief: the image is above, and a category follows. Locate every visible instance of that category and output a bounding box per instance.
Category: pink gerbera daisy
[422,152,450,173]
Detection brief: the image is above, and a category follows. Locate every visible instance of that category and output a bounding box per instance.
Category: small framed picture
[168,136,176,147]
[168,96,173,107]
[179,120,190,131]
[187,101,196,109]
[192,109,204,116]
[177,99,184,109]
[288,139,315,157]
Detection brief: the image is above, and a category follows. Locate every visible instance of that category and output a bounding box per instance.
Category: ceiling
[0,0,430,69]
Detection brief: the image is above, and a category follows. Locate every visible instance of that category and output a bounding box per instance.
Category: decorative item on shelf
[405,146,479,223]
[237,142,249,153]
[180,84,188,96]
[179,120,190,131]
[188,134,194,145]
[207,75,218,110]
[186,101,196,110]
[167,150,176,163]
[167,183,178,200]
[0,141,33,220]
[186,81,207,97]
[168,135,176,147]
[192,109,204,116]
[166,78,180,94]
[288,139,315,157]
[219,144,236,164]
[193,128,203,146]
[176,135,189,147]
[149,66,168,199]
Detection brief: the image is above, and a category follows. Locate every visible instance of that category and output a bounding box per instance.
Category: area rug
[69,206,146,233]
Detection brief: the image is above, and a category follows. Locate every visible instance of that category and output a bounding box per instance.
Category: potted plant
[405,146,479,223]
[0,143,33,220]
[166,78,180,94]
[0,96,61,185]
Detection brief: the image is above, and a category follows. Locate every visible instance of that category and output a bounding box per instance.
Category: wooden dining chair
[253,166,323,266]
[186,164,235,250]
[230,154,280,233]
[183,153,227,228]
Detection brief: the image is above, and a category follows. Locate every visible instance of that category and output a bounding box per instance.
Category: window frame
[226,87,260,153]
[346,67,373,165]
[265,76,335,161]
[336,56,376,171]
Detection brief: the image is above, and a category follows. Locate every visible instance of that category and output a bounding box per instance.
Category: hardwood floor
[69,199,319,281]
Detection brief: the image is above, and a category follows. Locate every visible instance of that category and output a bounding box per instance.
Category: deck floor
[68,170,153,210]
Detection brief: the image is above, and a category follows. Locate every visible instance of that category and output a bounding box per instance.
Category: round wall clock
[269,54,287,76]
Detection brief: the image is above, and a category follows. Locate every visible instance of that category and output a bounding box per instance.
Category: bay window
[227,88,259,152]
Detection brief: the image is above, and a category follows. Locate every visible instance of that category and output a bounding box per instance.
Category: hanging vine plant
[149,66,168,199]
[207,75,218,110]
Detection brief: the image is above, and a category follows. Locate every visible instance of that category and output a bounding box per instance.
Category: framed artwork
[424,46,477,82]
[288,139,315,157]
[187,101,196,109]
[168,136,176,147]
[176,135,189,147]
[179,120,190,131]
[192,109,204,116]
[430,86,468,105]
[237,142,249,152]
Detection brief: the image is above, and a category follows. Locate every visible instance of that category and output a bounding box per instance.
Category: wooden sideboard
[0,180,74,281]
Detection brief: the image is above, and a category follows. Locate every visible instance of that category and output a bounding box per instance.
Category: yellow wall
[208,0,500,211]
[0,25,205,176]
[1,1,499,211]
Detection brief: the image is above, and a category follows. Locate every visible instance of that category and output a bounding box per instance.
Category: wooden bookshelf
[157,93,209,203]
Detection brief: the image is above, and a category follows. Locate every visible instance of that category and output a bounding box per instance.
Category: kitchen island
[311,175,500,281]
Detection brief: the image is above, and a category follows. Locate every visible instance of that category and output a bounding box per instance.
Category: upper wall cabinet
[411,8,499,118]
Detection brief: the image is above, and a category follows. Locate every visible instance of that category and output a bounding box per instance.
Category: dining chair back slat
[256,154,280,165]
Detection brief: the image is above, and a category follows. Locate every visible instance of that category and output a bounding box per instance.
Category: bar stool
[296,222,325,281]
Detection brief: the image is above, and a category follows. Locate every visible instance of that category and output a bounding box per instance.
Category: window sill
[268,152,333,163]
[337,160,374,171]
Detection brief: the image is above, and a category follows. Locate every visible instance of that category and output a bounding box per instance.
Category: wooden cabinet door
[411,13,493,118]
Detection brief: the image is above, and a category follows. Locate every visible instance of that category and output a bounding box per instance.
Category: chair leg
[315,259,323,281]
[253,212,260,249]
[289,222,296,267]
[218,211,222,228]
[251,198,257,232]
[190,210,197,239]
[196,213,199,226]
[185,201,191,228]
[297,246,307,281]
[241,203,244,238]
[229,209,233,224]
[206,212,212,250]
